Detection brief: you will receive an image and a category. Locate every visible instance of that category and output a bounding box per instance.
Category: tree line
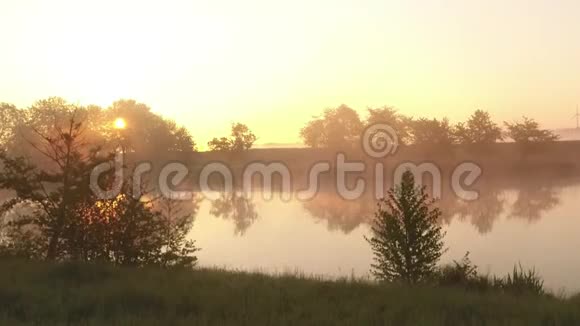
[300,105,559,149]
[2,98,562,155]
[0,97,257,156]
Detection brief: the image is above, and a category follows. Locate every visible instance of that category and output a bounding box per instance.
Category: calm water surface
[188,177,580,294]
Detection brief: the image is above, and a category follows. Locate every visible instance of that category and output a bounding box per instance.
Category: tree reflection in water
[302,193,375,233]
[138,176,575,236]
[451,187,506,234]
[299,176,573,236]
[209,191,259,236]
[509,183,560,223]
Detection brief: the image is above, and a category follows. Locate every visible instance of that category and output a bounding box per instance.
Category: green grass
[0,259,579,325]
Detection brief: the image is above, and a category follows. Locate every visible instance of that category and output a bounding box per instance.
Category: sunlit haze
[114,118,127,130]
[1,0,579,147]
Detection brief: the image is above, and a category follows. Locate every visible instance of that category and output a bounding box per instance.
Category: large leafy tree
[504,117,559,143]
[366,106,412,145]
[366,171,446,283]
[2,98,197,161]
[0,111,198,266]
[298,119,326,148]
[208,123,257,152]
[0,103,24,148]
[7,98,107,164]
[300,105,363,149]
[454,110,503,145]
[410,118,455,146]
[105,99,197,153]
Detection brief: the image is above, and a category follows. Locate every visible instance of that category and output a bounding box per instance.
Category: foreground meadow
[0,259,579,326]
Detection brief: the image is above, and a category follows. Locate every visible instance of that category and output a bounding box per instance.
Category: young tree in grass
[366,171,446,283]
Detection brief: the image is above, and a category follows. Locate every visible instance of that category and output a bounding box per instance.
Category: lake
[1,171,578,294]
[188,175,580,294]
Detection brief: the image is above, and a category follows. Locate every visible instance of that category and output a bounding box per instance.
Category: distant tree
[299,119,325,148]
[208,123,257,152]
[504,117,559,143]
[410,118,455,146]
[230,123,257,151]
[207,137,232,152]
[20,97,78,137]
[104,99,197,153]
[0,103,24,148]
[366,171,446,284]
[454,110,503,145]
[4,98,98,161]
[366,106,412,145]
[452,123,470,145]
[300,105,363,149]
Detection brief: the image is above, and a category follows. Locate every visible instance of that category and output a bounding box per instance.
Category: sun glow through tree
[114,118,126,130]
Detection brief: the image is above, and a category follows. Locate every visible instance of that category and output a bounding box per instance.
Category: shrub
[436,252,495,292]
[496,264,545,296]
[436,254,546,296]
[437,252,478,286]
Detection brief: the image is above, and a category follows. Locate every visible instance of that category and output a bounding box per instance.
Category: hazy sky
[1,0,579,147]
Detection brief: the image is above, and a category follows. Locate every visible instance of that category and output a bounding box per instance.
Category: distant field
[0,259,579,325]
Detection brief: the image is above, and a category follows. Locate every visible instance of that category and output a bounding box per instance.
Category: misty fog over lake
[182,175,580,295]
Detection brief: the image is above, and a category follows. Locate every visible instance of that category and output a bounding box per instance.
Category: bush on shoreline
[435,252,546,296]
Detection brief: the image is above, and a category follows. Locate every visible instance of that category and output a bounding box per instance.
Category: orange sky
[1,0,579,147]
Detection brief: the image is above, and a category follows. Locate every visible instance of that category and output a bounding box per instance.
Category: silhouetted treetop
[300,106,512,149]
[504,117,559,143]
[300,105,363,149]
[208,123,257,152]
[0,103,23,148]
[366,106,412,145]
[410,118,455,146]
[106,99,197,153]
[453,110,503,145]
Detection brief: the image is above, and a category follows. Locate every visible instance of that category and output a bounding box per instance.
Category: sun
[114,118,127,129]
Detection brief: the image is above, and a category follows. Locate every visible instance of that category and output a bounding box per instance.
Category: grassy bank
[0,260,579,325]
